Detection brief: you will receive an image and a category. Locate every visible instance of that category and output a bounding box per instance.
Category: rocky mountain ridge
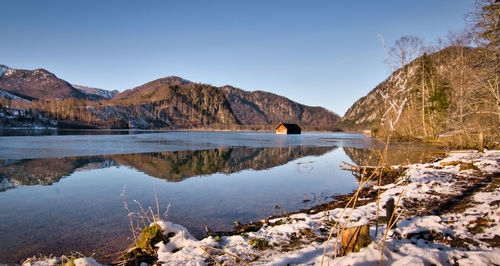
[0,66,90,101]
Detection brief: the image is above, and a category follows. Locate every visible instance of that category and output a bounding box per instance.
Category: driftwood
[339,224,371,256]
[340,161,378,173]
[341,161,404,186]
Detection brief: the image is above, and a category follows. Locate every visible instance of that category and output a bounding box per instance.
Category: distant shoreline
[0,126,344,134]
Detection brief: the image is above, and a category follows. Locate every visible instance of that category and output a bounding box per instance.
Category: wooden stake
[385,197,396,228]
[339,224,371,256]
[479,131,484,152]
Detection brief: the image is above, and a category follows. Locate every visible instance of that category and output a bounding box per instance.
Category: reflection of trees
[113,146,336,182]
[343,145,439,166]
[0,146,335,191]
[113,149,233,182]
[0,157,114,192]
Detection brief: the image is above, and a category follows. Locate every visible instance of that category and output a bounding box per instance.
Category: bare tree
[445,30,476,144]
[467,0,500,48]
[390,36,424,70]
[387,36,424,137]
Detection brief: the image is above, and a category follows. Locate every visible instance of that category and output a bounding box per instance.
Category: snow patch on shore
[22,257,100,266]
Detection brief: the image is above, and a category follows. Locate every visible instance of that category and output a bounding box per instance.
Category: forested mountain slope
[222,86,340,130]
[341,46,499,148]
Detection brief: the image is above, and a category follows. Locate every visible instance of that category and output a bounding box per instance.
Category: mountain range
[0,64,340,130]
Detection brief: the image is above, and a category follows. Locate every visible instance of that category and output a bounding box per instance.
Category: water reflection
[0,146,335,192]
[0,157,115,192]
[343,143,442,166]
[0,133,446,264]
[0,144,442,193]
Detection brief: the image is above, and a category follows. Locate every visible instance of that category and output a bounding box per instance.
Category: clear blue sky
[0,0,473,115]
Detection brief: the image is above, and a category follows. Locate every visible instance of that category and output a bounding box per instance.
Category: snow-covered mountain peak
[0,64,13,78]
[72,84,119,100]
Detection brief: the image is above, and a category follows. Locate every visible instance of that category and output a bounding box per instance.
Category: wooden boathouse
[275,123,302,134]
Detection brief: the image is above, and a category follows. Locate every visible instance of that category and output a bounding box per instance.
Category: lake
[0,131,440,264]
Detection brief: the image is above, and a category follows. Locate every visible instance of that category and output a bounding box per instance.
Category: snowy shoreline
[21,150,500,265]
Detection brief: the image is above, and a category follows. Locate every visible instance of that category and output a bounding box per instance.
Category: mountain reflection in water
[0,146,335,192]
[343,143,441,167]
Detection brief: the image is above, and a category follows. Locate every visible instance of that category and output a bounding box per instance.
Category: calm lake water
[0,131,441,264]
